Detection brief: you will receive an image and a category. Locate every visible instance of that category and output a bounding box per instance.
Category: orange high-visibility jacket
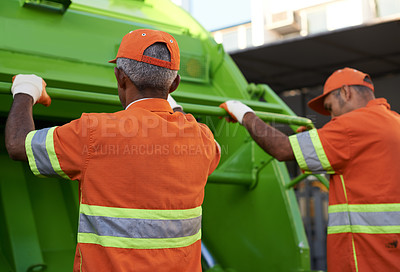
[289,98,400,272]
[25,99,221,272]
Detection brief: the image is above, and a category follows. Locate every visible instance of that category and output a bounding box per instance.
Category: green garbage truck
[0,0,326,271]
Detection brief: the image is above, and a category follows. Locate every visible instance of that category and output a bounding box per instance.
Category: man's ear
[168,74,181,94]
[115,67,127,89]
[342,85,353,101]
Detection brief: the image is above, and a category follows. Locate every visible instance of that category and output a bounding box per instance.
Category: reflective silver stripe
[328,212,350,226]
[296,131,325,173]
[31,127,57,176]
[329,211,400,227]
[79,214,202,239]
[352,211,400,226]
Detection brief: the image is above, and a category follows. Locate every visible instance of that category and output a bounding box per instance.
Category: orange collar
[367,98,390,110]
[126,98,173,113]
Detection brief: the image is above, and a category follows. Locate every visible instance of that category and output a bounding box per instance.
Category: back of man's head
[110,29,180,96]
[116,43,177,95]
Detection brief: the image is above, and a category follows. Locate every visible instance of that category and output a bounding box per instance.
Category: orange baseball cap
[109,29,180,70]
[308,67,374,115]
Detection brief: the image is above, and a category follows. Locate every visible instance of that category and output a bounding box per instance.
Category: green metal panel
[0,0,321,271]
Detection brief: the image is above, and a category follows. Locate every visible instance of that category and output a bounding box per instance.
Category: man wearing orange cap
[5,29,220,271]
[220,67,400,271]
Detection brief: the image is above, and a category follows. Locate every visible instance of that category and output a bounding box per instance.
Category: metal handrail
[0,82,315,128]
[207,171,253,186]
[286,173,329,189]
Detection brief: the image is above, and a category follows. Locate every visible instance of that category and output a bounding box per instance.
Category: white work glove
[219,100,254,124]
[167,94,183,111]
[11,74,51,106]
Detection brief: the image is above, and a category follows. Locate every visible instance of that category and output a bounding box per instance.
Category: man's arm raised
[220,100,295,161]
[5,74,51,161]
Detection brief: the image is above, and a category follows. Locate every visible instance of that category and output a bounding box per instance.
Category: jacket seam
[80,113,92,192]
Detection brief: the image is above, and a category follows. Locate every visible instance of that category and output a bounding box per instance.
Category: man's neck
[125,89,167,107]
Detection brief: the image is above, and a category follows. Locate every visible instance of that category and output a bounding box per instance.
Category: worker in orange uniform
[219,68,400,271]
[5,29,220,272]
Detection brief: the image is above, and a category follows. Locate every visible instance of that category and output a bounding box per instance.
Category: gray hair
[333,77,374,97]
[352,85,374,95]
[116,42,178,94]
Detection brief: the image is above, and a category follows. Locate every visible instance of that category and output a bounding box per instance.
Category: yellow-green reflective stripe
[27,128,60,177]
[329,204,348,213]
[327,225,351,234]
[80,204,202,220]
[295,131,326,172]
[328,225,400,234]
[335,174,359,271]
[330,203,400,213]
[25,130,43,177]
[352,237,359,272]
[308,129,334,173]
[340,175,348,202]
[46,127,70,180]
[78,247,83,272]
[78,229,201,249]
[288,135,310,171]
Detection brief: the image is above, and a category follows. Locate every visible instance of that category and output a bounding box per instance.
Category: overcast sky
[186,0,252,31]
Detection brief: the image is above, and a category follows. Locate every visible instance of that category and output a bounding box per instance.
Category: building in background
[210,0,400,53]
